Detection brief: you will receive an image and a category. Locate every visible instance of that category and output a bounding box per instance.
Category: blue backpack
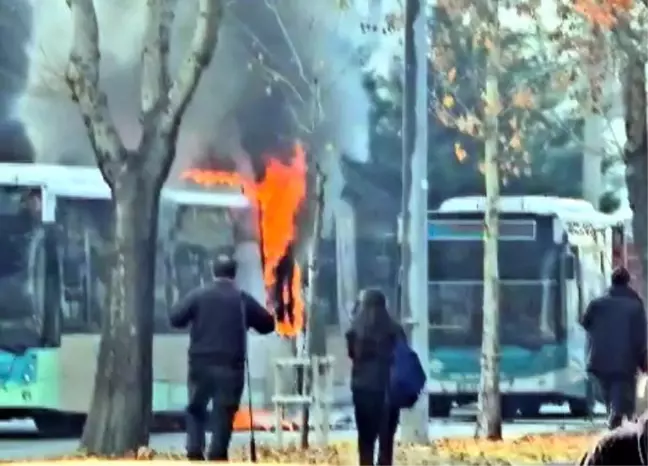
[389,337,426,409]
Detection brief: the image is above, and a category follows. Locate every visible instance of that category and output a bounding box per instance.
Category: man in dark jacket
[170,254,275,461]
[580,266,647,429]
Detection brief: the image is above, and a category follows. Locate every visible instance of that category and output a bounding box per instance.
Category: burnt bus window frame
[155,203,240,334]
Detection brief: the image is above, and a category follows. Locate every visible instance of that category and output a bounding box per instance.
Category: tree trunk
[400,0,429,443]
[300,167,325,449]
[475,0,501,440]
[582,25,605,206]
[81,170,159,455]
[66,0,223,454]
[334,200,357,332]
[622,58,648,294]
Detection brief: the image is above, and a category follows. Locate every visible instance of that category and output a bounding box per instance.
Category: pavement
[0,403,607,460]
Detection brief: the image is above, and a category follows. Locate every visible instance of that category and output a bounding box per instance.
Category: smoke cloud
[0,0,32,162]
[15,0,402,228]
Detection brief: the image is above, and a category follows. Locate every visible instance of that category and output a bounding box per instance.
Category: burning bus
[426,195,631,418]
[0,162,264,434]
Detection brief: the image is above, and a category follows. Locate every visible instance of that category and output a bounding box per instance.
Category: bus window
[0,186,47,350]
[56,197,112,333]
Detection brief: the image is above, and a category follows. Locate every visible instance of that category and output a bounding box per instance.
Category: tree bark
[81,172,159,454]
[582,25,605,206]
[399,0,429,443]
[299,166,325,449]
[622,57,648,290]
[475,0,502,440]
[334,200,357,331]
[66,0,224,455]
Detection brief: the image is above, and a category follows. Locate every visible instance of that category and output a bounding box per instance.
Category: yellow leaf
[443,94,455,109]
[509,133,522,150]
[512,89,534,109]
[454,142,467,162]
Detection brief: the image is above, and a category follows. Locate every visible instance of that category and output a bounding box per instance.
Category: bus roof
[438,195,598,215]
[163,188,248,208]
[0,163,249,208]
[436,195,631,228]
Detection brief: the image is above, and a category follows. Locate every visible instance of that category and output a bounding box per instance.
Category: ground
[0,404,605,463]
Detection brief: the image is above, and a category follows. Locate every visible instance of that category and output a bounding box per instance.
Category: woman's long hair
[351,287,397,344]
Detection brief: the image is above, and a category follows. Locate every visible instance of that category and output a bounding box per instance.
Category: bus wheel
[501,398,518,420]
[428,396,452,418]
[34,414,83,438]
[518,399,542,418]
[568,399,593,418]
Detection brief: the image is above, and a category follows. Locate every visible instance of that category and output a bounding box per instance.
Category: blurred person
[346,288,404,466]
[170,254,274,461]
[580,266,647,430]
[578,411,648,465]
[274,241,295,324]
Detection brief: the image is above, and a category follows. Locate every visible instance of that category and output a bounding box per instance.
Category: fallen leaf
[443,94,455,109]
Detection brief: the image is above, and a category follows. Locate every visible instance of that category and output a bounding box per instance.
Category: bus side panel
[59,334,99,412]
[0,349,60,412]
[151,334,189,413]
[58,334,191,414]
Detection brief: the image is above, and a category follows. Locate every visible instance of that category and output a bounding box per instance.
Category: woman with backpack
[346,288,404,466]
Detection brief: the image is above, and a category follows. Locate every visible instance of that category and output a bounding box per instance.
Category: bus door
[56,196,112,332]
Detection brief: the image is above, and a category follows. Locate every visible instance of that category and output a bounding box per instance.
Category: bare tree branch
[140,0,177,123]
[66,0,125,184]
[161,0,224,135]
[262,0,309,88]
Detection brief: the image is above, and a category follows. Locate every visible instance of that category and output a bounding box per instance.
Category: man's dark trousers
[185,365,243,461]
[594,375,636,429]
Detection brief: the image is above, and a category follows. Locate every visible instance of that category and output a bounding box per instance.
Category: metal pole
[400,0,429,444]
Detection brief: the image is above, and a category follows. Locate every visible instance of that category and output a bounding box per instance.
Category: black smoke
[0,0,32,162]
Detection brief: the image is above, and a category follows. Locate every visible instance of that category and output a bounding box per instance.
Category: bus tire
[569,379,596,417]
[518,399,542,418]
[568,399,593,418]
[34,413,83,438]
[428,396,452,418]
[501,397,519,420]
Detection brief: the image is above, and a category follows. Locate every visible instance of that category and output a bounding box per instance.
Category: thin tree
[475,0,502,439]
[435,0,543,438]
[299,164,326,449]
[64,0,223,455]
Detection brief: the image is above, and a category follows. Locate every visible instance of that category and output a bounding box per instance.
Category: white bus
[0,163,261,435]
[426,195,631,418]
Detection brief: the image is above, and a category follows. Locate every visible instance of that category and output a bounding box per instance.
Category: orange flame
[181,142,307,338]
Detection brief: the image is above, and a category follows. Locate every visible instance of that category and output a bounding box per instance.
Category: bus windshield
[428,218,563,349]
[0,186,45,350]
